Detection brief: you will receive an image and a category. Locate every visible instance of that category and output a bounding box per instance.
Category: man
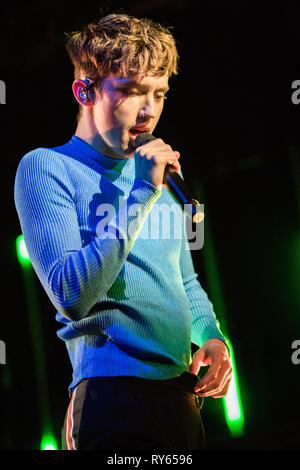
[14,13,232,450]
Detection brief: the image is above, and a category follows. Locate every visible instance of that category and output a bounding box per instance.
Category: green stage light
[223,338,244,437]
[16,234,57,450]
[40,433,58,451]
[16,234,31,267]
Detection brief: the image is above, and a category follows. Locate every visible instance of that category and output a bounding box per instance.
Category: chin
[120,135,132,152]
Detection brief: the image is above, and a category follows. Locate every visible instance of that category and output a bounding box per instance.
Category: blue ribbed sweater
[14,135,225,390]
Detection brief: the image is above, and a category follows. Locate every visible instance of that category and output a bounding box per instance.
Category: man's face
[92,72,169,155]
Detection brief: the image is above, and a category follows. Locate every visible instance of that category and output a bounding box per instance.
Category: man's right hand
[134,138,181,191]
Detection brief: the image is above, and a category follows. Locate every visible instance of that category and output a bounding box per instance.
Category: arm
[179,221,225,347]
[14,149,160,321]
[179,218,232,398]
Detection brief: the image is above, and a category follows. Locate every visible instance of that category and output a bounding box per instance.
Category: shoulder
[16,146,69,173]
[15,146,75,191]
[14,146,76,203]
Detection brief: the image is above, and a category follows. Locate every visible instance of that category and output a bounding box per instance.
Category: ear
[72,79,97,107]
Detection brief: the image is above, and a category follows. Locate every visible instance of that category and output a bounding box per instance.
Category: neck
[75,113,132,160]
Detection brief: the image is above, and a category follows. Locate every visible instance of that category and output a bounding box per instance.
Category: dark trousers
[62,372,205,450]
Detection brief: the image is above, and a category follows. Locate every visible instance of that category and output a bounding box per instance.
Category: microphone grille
[132,133,156,149]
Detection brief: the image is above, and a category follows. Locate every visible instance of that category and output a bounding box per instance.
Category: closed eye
[117,88,140,97]
[155,94,167,101]
[117,88,167,101]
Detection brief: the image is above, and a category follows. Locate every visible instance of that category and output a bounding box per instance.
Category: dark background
[1,0,300,451]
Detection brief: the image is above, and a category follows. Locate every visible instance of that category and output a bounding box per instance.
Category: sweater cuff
[191,316,227,348]
[129,178,161,207]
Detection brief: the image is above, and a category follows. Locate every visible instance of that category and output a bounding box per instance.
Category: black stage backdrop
[1,0,300,451]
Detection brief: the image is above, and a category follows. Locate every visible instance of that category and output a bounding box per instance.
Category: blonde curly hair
[65,13,179,85]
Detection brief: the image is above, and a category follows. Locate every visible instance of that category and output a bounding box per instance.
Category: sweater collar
[67,135,134,174]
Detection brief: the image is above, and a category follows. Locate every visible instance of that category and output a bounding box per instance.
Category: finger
[208,374,233,399]
[167,160,181,174]
[205,359,232,392]
[195,362,233,397]
[189,348,206,375]
[217,362,233,391]
[198,371,232,398]
[194,356,231,392]
[194,361,221,392]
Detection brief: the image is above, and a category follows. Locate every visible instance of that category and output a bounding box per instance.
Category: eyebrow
[115,78,169,93]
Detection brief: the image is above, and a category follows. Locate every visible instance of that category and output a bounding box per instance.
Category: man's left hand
[189,338,233,398]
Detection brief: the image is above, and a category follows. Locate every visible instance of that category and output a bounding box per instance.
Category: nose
[140,94,156,119]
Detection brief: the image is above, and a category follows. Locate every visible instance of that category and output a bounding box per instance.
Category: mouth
[129,126,151,140]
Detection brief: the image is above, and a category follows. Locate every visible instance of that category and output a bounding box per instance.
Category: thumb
[189,347,206,375]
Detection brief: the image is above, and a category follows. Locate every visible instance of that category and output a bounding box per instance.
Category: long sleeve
[179,216,226,347]
[14,148,161,322]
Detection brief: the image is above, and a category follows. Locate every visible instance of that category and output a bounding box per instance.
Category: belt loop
[195,395,204,410]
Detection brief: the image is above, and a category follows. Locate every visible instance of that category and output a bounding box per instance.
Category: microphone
[131,133,203,223]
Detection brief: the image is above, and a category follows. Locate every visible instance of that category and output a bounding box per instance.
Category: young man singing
[14,13,232,450]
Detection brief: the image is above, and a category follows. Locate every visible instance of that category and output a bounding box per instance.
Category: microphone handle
[164,169,202,223]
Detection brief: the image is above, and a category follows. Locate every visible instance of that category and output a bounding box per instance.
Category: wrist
[205,337,229,353]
